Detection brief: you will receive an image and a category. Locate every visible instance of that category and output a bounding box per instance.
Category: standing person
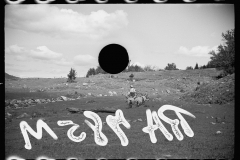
[128,85,136,98]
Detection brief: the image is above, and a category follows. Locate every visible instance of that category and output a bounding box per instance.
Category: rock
[163,155,171,158]
[27,99,34,104]
[215,117,224,123]
[17,113,30,119]
[16,100,22,104]
[86,100,96,104]
[5,100,10,106]
[66,107,82,113]
[32,112,37,118]
[6,112,12,117]
[88,93,92,96]
[138,118,142,121]
[41,99,46,103]
[10,99,17,105]
[83,83,88,86]
[60,96,68,101]
[166,89,170,94]
[99,94,102,97]
[14,104,18,107]
[35,99,41,104]
[216,131,222,134]
[112,91,117,95]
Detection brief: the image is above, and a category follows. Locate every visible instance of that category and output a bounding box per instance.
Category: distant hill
[5,73,20,80]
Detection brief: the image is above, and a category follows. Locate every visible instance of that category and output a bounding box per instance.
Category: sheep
[134,93,149,106]
[134,96,144,106]
[123,93,150,108]
[123,94,136,108]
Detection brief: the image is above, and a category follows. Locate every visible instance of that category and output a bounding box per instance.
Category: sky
[5,4,234,78]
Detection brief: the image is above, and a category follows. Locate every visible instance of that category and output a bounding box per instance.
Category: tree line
[67,29,234,81]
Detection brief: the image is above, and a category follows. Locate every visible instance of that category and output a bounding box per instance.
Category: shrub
[186,66,193,70]
[144,65,155,71]
[165,63,178,70]
[86,68,96,77]
[67,68,77,83]
[128,65,144,72]
[95,65,107,74]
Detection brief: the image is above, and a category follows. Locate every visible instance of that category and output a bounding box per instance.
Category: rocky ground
[180,73,234,104]
[5,68,235,159]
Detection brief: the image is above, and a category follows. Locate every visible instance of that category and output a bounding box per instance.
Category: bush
[86,68,96,77]
[186,66,193,70]
[144,65,155,71]
[67,68,77,83]
[165,63,178,70]
[128,65,144,72]
[199,65,207,69]
[95,65,107,74]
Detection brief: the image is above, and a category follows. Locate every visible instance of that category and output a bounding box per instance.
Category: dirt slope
[180,74,234,104]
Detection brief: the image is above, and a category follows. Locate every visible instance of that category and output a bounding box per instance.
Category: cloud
[5,45,29,61]
[177,45,218,57]
[74,54,96,66]
[5,45,74,66]
[5,5,128,39]
[6,44,65,60]
[5,44,26,54]
[29,46,62,60]
[53,58,73,66]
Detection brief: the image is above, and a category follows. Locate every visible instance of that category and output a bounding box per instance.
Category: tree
[194,63,199,69]
[186,66,193,70]
[199,65,207,69]
[95,65,107,74]
[86,68,96,77]
[127,60,131,72]
[128,65,144,72]
[165,63,178,70]
[67,68,77,83]
[208,29,235,74]
[144,65,155,71]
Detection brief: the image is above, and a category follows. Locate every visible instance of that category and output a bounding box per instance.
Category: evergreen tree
[194,63,199,69]
[86,68,96,77]
[67,68,77,83]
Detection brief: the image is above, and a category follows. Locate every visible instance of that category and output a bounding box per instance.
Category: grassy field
[5,69,234,159]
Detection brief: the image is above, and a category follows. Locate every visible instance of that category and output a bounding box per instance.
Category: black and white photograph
[5,2,234,159]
